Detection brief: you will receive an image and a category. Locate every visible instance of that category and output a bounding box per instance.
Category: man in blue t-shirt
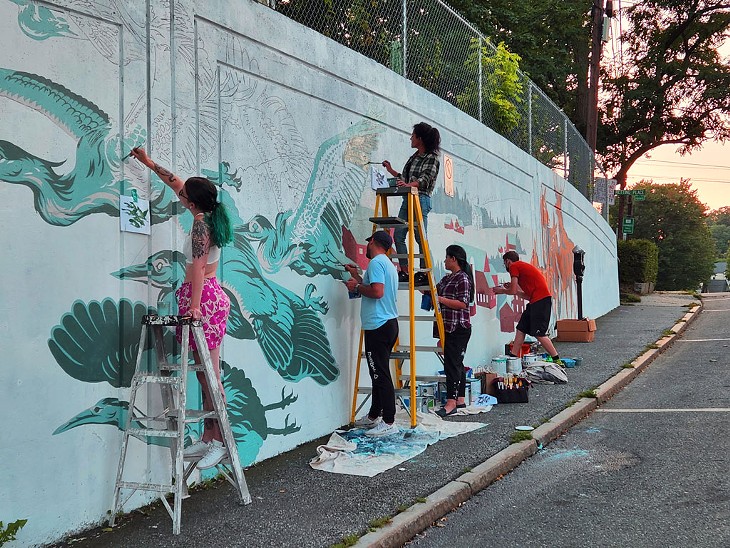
[345,230,399,437]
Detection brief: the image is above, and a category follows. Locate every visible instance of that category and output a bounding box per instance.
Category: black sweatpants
[364,318,399,424]
[443,325,472,400]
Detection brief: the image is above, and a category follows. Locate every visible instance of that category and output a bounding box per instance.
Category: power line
[633,159,730,170]
[628,174,730,183]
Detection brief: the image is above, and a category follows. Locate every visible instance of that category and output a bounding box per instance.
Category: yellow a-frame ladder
[350,186,445,428]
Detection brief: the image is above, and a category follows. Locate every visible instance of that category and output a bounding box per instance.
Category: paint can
[417,382,437,412]
[507,356,522,373]
[522,354,538,368]
[491,356,508,376]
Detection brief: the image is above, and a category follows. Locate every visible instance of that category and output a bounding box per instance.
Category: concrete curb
[356,299,703,548]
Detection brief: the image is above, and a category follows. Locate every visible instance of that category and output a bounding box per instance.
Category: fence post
[478,37,483,122]
[527,81,532,155]
[402,0,408,78]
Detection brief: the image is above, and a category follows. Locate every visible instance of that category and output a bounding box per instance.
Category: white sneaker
[353,415,381,429]
[365,421,399,437]
[183,440,209,458]
[196,440,227,469]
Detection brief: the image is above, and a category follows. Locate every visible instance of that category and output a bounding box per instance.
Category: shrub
[618,239,658,284]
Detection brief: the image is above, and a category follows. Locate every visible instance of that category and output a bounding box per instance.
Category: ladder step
[133,374,181,385]
[168,409,218,422]
[398,315,437,322]
[398,282,430,290]
[159,363,206,373]
[128,427,179,438]
[375,187,414,196]
[391,253,426,259]
[118,481,173,493]
[395,345,443,353]
[369,216,408,227]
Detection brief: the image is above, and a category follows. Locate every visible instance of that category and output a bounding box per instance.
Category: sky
[625,141,729,212]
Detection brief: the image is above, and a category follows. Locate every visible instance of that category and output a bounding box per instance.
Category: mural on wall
[0,0,384,465]
[240,120,382,280]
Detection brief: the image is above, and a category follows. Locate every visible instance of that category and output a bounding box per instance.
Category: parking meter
[572,246,585,319]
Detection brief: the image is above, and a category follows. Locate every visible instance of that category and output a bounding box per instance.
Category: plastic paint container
[491,356,508,376]
[562,358,576,368]
[522,354,538,367]
[574,357,583,366]
[507,356,522,373]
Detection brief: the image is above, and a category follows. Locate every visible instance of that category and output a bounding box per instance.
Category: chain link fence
[275,0,607,199]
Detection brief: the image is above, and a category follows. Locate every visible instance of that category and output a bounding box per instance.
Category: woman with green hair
[131,147,233,470]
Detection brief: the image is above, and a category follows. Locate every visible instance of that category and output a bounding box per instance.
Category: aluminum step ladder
[109,314,251,534]
[350,186,445,428]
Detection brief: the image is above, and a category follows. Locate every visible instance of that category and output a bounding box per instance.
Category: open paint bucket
[491,355,508,376]
[507,356,522,373]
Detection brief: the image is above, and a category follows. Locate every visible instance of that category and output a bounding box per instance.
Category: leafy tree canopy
[628,180,716,290]
[598,0,730,187]
[448,0,593,130]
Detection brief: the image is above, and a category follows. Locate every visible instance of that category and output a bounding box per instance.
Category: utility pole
[586,0,606,152]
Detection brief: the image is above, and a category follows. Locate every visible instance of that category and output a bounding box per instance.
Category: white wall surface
[0,0,618,544]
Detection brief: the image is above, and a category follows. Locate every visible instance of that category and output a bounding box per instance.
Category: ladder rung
[395,345,443,353]
[118,481,173,492]
[398,375,446,382]
[133,374,181,385]
[128,427,179,438]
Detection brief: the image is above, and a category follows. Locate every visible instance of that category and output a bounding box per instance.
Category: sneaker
[183,440,209,458]
[196,440,227,470]
[353,415,381,429]
[365,421,399,437]
[553,359,565,367]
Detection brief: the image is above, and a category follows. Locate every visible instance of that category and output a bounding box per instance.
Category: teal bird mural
[53,398,173,447]
[239,119,382,280]
[113,240,338,385]
[9,0,75,40]
[48,298,150,388]
[0,68,171,226]
[53,364,300,466]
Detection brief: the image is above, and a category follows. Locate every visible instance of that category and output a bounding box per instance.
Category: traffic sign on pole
[622,217,635,234]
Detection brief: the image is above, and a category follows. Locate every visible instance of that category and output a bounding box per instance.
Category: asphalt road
[410,293,730,548]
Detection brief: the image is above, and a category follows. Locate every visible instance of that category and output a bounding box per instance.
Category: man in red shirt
[492,251,561,363]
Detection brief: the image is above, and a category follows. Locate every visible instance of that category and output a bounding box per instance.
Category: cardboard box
[556,318,597,342]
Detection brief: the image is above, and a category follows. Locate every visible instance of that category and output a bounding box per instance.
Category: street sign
[622,217,635,234]
[615,189,646,197]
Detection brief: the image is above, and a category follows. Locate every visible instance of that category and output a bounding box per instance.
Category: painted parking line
[676,338,730,342]
[597,408,730,413]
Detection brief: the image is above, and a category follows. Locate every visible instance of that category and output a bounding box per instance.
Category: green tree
[597,1,730,195]
[448,0,593,132]
[709,224,730,257]
[457,38,523,135]
[707,206,730,256]
[630,180,716,290]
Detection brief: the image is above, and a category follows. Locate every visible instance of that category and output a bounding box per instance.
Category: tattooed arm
[188,217,211,320]
[130,147,185,195]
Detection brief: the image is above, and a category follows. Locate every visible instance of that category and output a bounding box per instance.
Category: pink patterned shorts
[175,277,231,350]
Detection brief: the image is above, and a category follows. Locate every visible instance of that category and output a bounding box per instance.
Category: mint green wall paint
[0,1,617,544]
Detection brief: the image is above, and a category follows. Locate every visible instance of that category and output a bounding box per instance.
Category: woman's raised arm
[130,148,185,195]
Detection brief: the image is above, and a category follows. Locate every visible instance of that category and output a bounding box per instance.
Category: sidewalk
[56,293,699,548]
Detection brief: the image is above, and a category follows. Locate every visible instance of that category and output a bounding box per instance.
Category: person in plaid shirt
[382,122,441,285]
[433,245,474,417]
